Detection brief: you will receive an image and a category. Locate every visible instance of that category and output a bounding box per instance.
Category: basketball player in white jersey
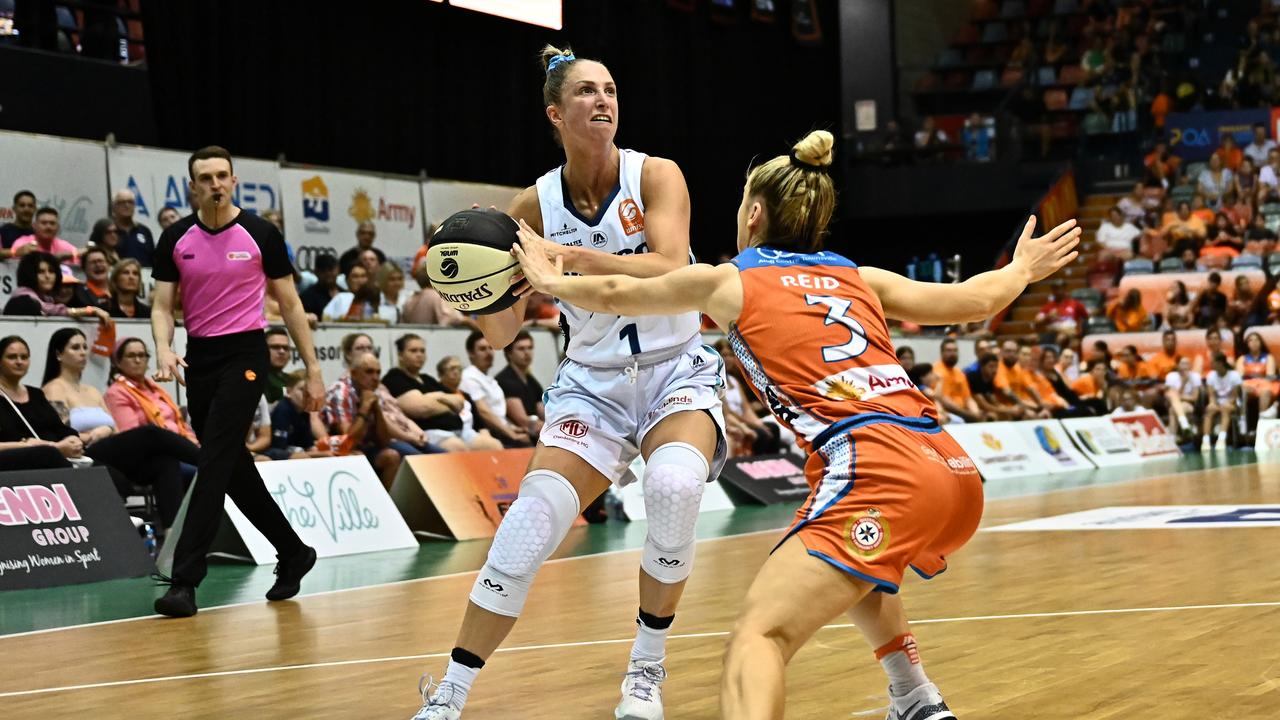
[412,45,726,720]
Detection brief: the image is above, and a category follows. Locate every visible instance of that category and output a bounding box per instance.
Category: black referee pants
[170,330,303,587]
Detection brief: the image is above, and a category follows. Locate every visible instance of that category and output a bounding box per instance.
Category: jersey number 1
[805,294,869,362]
[620,323,642,355]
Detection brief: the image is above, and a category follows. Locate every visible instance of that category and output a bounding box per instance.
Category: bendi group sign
[0,469,153,591]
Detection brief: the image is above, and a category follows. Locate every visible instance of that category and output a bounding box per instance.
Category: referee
[151,146,326,617]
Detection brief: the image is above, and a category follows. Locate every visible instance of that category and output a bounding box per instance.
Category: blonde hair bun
[791,130,835,168]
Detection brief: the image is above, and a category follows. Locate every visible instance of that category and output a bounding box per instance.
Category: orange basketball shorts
[774,418,984,593]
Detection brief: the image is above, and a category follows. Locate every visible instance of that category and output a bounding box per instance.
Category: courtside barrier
[390,449,587,541]
[0,468,153,590]
[210,456,416,564]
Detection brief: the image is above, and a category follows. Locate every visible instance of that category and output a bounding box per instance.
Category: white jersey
[535,149,700,367]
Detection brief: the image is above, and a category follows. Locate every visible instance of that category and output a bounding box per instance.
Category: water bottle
[907,256,919,281]
[142,522,157,558]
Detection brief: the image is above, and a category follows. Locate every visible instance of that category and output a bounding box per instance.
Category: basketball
[425,208,522,315]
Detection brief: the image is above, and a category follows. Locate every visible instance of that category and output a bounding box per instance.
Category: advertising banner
[108,144,280,237]
[391,449,586,540]
[280,167,424,269]
[0,131,108,246]
[943,422,1040,480]
[1108,411,1180,459]
[716,454,812,505]
[1256,418,1280,454]
[0,469,153,591]
[1011,420,1096,473]
[1165,109,1270,161]
[1058,417,1144,467]
[220,456,417,564]
[421,179,520,232]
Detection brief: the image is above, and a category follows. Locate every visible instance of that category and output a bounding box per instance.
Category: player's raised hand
[1010,216,1081,284]
[513,218,564,295]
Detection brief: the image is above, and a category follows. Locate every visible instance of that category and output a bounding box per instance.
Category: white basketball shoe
[884,682,957,720]
[614,659,667,720]
[411,676,463,720]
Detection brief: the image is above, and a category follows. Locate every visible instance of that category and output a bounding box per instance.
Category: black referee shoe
[266,544,316,601]
[155,584,197,618]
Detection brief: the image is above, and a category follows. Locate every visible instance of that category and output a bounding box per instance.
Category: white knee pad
[641,442,708,584]
[469,470,579,617]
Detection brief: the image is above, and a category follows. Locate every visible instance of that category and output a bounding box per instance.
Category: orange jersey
[1145,351,1179,379]
[932,361,972,407]
[1241,354,1270,379]
[730,248,937,455]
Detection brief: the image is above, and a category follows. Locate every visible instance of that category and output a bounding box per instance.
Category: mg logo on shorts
[557,420,588,438]
[440,258,459,278]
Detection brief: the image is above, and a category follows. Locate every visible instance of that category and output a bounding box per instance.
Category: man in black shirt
[1192,272,1228,328]
[300,253,341,319]
[338,221,386,276]
[112,189,156,267]
[965,353,1025,420]
[495,330,545,436]
[0,190,37,251]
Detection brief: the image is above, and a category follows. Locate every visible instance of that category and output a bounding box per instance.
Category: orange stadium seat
[1117,269,1267,315]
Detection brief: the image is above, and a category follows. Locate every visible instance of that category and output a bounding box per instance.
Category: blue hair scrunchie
[546,53,576,75]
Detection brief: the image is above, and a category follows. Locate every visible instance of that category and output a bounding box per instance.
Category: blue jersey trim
[806,550,900,594]
[732,247,858,271]
[811,413,941,452]
[909,563,947,581]
[773,434,858,553]
[560,170,621,228]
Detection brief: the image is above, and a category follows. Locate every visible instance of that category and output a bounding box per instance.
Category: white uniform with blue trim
[534,149,726,485]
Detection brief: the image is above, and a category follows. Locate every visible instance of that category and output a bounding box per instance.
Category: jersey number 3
[805,294,869,362]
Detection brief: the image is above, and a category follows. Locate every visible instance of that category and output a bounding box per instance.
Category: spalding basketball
[426,209,522,315]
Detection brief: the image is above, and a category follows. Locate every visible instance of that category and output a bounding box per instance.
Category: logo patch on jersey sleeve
[618,198,644,236]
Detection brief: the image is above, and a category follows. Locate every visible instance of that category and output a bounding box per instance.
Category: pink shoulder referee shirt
[152,211,293,338]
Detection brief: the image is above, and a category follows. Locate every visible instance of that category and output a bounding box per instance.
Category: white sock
[1217,431,1228,443]
[1178,415,1190,430]
[875,633,930,697]
[630,613,672,663]
[439,659,480,708]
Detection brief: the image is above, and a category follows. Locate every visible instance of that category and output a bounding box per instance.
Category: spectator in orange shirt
[1144,141,1180,178]
[1107,288,1152,332]
[994,340,1052,418]
[1021,345,1066,411]
[1111,344,1154,382]
[1214,134,1244,172]
[1145,330,1181,379]
[1189,194,1216,225]
[932,338,984,423]
[1161,201,1207,247]
[1071,359,1113,411]
[1193,326,1234,375]
[966,353,1027,420]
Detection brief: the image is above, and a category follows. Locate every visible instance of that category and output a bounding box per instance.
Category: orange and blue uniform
[729,247,983,593]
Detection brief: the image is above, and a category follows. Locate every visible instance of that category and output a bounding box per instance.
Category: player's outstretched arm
[513,225,744,329]
[861,216,1080,326]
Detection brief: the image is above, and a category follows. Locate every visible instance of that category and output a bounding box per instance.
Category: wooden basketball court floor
[1,453,1277,719]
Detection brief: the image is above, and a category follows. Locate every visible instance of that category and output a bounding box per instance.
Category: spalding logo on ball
[426,208,523,315]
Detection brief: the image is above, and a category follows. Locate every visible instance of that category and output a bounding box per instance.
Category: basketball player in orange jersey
[513,130,1080,719]
[414,45,727,720]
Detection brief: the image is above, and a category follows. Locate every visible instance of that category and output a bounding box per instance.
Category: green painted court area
[0,452,1258,637]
